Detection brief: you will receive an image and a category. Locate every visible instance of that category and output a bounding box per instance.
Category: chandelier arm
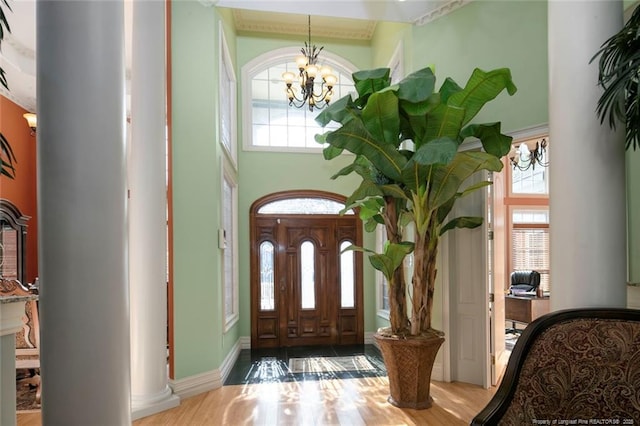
[287,90,307,104]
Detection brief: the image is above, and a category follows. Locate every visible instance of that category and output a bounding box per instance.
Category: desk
[505,295,550,325]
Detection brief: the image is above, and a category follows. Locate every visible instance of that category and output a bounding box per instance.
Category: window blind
[511,226,550,292]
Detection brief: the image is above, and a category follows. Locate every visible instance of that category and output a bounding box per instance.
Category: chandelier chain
[282,15,337,112]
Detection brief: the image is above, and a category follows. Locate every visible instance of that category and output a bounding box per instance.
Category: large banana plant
[316,66,516,336]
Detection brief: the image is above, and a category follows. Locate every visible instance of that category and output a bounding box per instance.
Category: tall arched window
[242,47,356,152]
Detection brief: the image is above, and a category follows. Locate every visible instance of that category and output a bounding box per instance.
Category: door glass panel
[259,241,275,310]
[340,241,355,308]
[300,241,315,309]
[257,198,354,215]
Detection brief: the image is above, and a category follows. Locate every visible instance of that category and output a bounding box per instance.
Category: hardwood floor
[17,377,496,425]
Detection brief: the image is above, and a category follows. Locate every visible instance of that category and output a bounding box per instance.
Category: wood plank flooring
[17,377,496,425]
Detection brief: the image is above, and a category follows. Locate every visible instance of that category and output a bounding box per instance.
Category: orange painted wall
[0,95,38,284]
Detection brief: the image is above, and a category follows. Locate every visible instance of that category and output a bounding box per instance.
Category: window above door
[242,47,356,153]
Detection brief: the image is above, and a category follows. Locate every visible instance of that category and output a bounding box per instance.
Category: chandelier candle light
[509,138,548,171]
[282,16,337,111]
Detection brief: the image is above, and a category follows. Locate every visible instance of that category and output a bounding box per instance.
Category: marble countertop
[0,295,38,304]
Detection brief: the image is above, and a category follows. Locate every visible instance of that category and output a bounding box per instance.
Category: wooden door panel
[280,220,335,346]
[250,199,364,349]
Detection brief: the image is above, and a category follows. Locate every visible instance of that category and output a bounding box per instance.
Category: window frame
[219,25,237,169]
[221,158,239,331]
[508,210,551,292]
[376,225,390,319]
[507,134,550,198]
[241,47,358,153]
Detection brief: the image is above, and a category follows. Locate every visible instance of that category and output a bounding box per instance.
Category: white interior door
[490,170,508,385]
[448,171,491,388]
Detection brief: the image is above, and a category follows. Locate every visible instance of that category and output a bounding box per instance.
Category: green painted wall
[409,0,548,134]
[171,3,379,380]
[235,33,379,338]
[170,0,639,379]
[370,21,412,70]
[172,1,231,379]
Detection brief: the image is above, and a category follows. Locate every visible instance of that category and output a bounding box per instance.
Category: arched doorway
[250,190,363,348]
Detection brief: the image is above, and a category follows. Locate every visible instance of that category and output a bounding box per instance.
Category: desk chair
[506,270,541,334]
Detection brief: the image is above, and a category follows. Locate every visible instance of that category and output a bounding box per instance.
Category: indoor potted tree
[315,66,516,409]
[591,4,639,151]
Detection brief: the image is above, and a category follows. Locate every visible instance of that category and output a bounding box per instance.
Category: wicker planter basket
[374,331,445,409]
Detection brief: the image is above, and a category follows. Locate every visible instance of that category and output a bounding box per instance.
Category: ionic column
[129,0,180,420]
[37,1,131,423]
[548,0,627,310]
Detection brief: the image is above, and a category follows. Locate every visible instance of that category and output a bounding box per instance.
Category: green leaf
[323,144,344,160]
[315,94,356,127]
[428,151,503,211]
[397,67,436,103]
[461,122,512,158]
[448,68,517,126]
[399,92,441,118]
[379,183,409,201]
[413,137,458,166]
[362,91,399,145]
[365,218,379,233]
[324,118,407,181]
[344,180,383,210]
[438,77,463,103]
[440,216,483,236]
[1,132,17,179]
[423,103,465,143]
[368,241,414,281]
[459,180,493,198]
[352,68,391,100]
[359,198,384,217]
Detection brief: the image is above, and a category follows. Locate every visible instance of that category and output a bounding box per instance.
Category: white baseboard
[169,339,244,400]
[169,369,221,400]
[239,335,251,349]
[220,340,242,383]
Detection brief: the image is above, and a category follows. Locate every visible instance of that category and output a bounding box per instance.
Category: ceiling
[0,0,470,113]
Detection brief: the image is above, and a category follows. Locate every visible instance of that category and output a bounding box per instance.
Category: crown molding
[415,0,475,26]
[233,10,376,40]
[0,87,35,112]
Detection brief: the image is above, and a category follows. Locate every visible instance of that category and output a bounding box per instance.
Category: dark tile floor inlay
[224,344,387,385]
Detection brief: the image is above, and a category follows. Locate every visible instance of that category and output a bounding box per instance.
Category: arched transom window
[242,47,356,152]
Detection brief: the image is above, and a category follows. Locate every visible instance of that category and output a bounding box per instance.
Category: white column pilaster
[129,0,179,420]
[548,0,627,310]
[37,1,131,424]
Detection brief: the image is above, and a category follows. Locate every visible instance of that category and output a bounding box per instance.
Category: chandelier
[509,138,549,171]
[282,16,337,111]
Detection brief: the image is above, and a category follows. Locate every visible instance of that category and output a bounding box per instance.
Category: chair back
[472,308,640,424]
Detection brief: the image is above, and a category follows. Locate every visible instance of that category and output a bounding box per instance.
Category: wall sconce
[23,113,37,135]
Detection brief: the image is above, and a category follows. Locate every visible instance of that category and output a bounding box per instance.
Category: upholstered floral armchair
[473,308,640,425]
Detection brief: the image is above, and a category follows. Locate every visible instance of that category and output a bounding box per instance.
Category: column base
[131,386,180,421]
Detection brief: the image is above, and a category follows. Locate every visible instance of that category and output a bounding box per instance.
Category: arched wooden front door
[250,190,363,348]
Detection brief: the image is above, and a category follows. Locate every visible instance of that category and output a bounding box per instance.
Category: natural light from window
[246,51,356,151]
